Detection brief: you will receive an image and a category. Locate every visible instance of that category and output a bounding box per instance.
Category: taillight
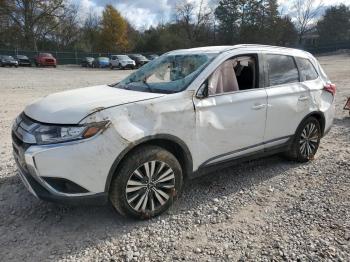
[324,83,336,96]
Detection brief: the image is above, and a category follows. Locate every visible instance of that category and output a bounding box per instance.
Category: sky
[72,0,349,29]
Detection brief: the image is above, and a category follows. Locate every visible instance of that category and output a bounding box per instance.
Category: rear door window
[265,54,299,87]
[295,57,318,81]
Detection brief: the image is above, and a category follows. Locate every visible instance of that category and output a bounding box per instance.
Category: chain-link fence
[0,42,349,65]
[0,49,120,65]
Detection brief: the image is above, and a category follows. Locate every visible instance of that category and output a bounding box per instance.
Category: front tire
[285,117,321,162]
[109,145,183,219]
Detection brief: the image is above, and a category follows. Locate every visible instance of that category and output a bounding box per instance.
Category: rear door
[295,57,323,112]
[263,53,311,145]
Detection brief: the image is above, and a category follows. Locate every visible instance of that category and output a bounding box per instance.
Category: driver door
[193,54,268,167]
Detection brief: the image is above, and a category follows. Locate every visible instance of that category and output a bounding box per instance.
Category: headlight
[33,121,110,145]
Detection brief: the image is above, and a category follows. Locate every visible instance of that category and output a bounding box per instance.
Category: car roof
[168,44,312,59]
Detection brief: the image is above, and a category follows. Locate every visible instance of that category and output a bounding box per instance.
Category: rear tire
[284,117,321,162]
[109,145,183,219]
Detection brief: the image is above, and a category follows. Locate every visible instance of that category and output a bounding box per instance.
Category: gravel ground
[0,55,349,262]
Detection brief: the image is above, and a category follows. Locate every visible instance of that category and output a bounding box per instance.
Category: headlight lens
[33,121,110,145]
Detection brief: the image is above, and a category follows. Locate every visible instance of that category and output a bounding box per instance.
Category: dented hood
[24,85,164,124]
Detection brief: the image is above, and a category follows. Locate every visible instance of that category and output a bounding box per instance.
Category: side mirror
[196,81,209,99]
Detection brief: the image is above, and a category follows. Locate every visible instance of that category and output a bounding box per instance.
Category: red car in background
[34,53,57,67]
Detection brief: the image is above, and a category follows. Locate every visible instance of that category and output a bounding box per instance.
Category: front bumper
[4,62,18,66]
[138,61,148,66]
[15,155,107,205]
[99,63,110,68]
[121,63,135,68]
[18,61,31,66]
[11,113,123,205]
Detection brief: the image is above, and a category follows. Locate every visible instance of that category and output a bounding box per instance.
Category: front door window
[208,55,258,95]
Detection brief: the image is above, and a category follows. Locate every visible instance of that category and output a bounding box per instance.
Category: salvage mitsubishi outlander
[12,45,335,219]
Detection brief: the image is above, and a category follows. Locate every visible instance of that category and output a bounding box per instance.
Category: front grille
[12,113,38,144]
[12,113,38,173]
[12,131,31,151]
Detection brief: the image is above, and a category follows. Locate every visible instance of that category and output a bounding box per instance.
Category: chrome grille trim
[12,113,38,144]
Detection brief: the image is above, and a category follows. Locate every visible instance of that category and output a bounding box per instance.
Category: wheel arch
[297,111,326,136]
[104,134,193,192]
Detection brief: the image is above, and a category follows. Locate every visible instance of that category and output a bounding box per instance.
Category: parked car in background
[0,55,18,67]
[92,57,110,68]
[110,55,136,70]
[14,55,31,66]
[147,54,159,60]
[129,54,149,68]
[34,53,57,67]
[81,57,94,68]
[12,45,335,219]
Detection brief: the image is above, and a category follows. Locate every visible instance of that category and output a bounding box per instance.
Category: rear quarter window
[295,57,318,81]
[265,54,299,87]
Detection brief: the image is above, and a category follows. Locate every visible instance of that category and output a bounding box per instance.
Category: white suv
[12,45,335,219]
[110,55,136,70]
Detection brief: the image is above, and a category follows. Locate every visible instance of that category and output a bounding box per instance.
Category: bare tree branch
[292,0,324,44]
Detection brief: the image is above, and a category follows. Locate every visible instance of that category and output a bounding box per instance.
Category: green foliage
[214,0,240,44]
[215,0,297,45]
[317,4,350,45]
[0,1,348,53]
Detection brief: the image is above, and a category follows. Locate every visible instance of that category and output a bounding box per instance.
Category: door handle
[252,104,266,110]
[298,96,309,101]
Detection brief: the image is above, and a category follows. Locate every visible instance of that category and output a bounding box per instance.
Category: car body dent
[82,90,198,161]
[24,85,165,124]
[13,44,335,203]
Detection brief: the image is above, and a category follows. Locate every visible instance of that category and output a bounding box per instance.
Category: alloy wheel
[125,161,175,213]
[299,122,320,157]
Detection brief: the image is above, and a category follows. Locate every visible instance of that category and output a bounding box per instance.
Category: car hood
[24,85,165,124]
[3,59,16,62]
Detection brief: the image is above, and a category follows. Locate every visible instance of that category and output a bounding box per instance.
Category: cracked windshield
[115,53,216,93]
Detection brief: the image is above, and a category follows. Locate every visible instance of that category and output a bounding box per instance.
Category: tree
[175,0,213,46]
[239,0,281,44]
[79,9,101,52]
[274,16,298,46]
[51,3,80,50]
[292,0,324,45]
[214,0,241,44]
[215,0,283,45]
[99,4,128,52]
[317,4,350,45]
[0,0,68,50]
